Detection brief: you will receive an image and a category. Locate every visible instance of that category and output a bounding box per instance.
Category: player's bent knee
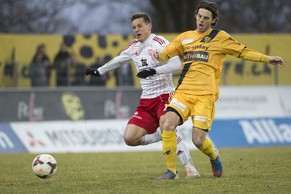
[192,138,204,148]
[162,121,176,131]
[123,133,141,146]
[123,136,137,146]
[162,117,179,131]
[192,128,207,148]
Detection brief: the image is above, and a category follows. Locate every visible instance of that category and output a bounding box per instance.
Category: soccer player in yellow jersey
[138,0,285,180]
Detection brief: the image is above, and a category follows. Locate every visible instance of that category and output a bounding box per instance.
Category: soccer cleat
[210,149,223,177]
[185,167,200,179]
[157,169,179,180]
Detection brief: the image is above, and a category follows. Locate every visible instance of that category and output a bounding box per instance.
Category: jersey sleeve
[155,56,182,74]
[98,46,132,75]
[159,33,185,61]
[151,35,182,73]
[219,31,245,57]
[239,47,269,63]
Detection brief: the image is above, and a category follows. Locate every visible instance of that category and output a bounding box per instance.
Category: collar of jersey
[141,33,155,45]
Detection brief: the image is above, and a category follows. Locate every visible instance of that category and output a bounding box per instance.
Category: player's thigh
[162,111,181,131]
[192,94,216,131]
[123,124,148,142]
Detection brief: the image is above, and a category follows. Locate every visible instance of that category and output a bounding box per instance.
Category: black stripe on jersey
[200,29,220,42]
[176,62,191,89]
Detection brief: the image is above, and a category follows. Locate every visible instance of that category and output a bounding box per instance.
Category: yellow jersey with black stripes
[160,28,245,96]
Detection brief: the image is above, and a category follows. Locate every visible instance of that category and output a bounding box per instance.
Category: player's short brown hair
[195,1,219,26]
[131,12,151,24]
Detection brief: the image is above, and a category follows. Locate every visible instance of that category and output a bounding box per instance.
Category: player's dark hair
[195,0,219,26]
[131,12,151,24]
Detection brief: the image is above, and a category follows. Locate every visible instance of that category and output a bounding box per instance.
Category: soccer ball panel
[32,154,57,179]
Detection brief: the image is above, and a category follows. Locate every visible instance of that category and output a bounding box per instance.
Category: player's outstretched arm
[137,56,182,79]
[269,56,285,68]
[239,48,285,68]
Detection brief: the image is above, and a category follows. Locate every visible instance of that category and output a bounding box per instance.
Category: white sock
[176,134,191,164]
[140,128,162,145]
[176,134,199,173]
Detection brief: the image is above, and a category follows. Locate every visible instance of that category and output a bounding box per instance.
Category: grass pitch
[0,146,290,194]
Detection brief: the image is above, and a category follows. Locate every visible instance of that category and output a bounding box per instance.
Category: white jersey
[98,34,176,99]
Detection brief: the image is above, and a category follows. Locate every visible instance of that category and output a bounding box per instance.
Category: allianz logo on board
[239,119,291,144]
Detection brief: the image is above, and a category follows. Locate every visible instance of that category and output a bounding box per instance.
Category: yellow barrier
[0,33,290,87]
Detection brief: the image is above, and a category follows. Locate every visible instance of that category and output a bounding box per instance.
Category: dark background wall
[0,88,142,122]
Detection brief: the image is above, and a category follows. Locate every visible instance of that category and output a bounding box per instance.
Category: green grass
[1,146,291,194]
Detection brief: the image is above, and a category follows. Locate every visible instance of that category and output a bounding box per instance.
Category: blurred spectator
[88,56,109,86]
[53,43,71,86]
[29,52,47,87]
[71,54,86,86]
[114,63,134,86]
[31,43,51,85]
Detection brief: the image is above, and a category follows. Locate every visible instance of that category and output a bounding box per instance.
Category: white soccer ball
[32,154,57,179]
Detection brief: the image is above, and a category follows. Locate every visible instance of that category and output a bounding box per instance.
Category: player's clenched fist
[85,68,101,77]
[269,56,285,68]
[137,68,156,78]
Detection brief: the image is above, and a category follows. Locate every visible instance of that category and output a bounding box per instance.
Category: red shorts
[128,93,170,134]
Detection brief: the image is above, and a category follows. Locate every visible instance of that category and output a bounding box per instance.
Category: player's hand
[85,68,101,76]
[269,56,285,68]
[137,68,156,78]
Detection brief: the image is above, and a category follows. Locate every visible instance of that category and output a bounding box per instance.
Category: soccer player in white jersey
[85,12,199,178]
